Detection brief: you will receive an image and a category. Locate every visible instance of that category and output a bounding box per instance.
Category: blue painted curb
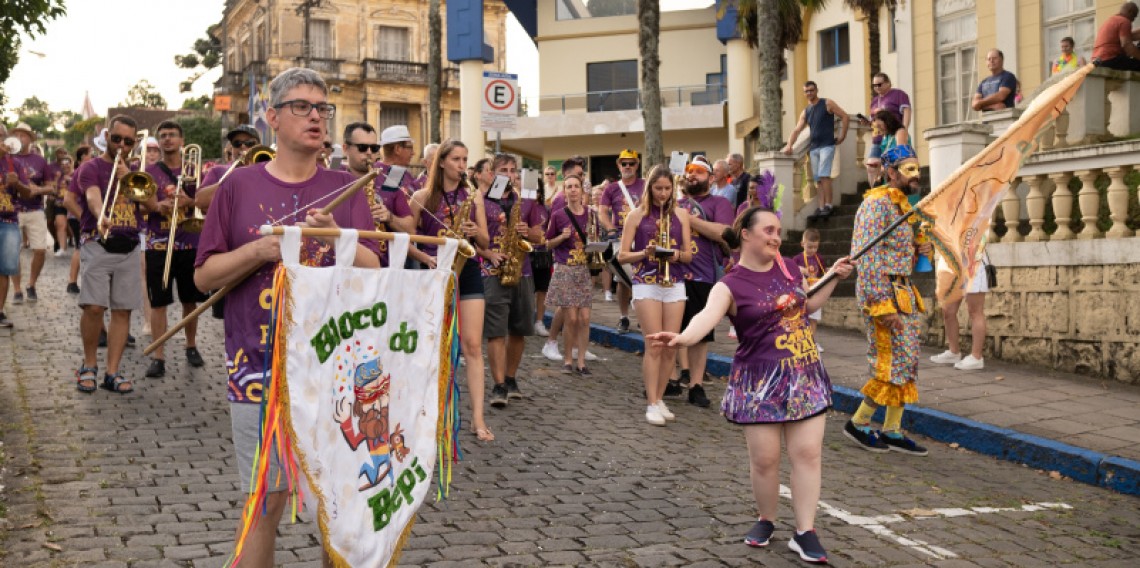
[547,314,1140,496]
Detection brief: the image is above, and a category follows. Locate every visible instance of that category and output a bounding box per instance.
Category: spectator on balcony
[781,81,849,221]
[971,49,1018,112]
[860,73,911,186]
[709,159,736,204]
[725,153,751,209]
[1092,2,1140,72]
[1051,36,1088,76]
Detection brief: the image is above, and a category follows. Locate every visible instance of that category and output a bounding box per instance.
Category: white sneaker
[535,321,549,337]
[646,405,666,426]
[954,355,985,370]
[727,326,737,339]
[604,291,614,302]
[542,340,562,361]
[54,249,66,257]
[930,350,962,365]
[656,400,675,421]
[570,348,599,361]
[816,344,824,353]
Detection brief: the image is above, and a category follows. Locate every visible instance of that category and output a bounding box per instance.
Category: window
[586,60,638,112]
[819,24,850,69]
[379,106,409,132]
[935,2,977,125]
[1042,0,1094,77]
[449,111,462,140]
[308,19,332,59]
[376,26,410,61]
[888,8,897,53]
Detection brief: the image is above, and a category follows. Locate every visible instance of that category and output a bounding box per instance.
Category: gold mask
[898,163,921,178]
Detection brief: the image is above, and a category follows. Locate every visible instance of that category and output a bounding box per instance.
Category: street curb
[555,315,1140,496]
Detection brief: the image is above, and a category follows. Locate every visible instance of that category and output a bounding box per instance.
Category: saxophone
[496,196,533,287]
[586,208,605,273]
[657,203,674,288]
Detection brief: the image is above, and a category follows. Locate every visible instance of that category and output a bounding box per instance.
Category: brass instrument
[96,149,123,237]
[117,128,158,204]
[449,175,480,272]
[211,144,275,188]
[586,207,605,272]
[657,202,674,288]
[162,144,202,287]
[496,194,533,287]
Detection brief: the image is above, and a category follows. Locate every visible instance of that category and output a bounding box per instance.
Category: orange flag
[915,63,1094,304]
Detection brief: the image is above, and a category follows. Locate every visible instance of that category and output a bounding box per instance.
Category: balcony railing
[242,60,267,81]
[216,71,245,93]
[299,58,343,80]
[524,84,726,116]
[363,59,461,89]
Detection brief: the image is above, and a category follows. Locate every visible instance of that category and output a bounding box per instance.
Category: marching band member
[10,122,56,304]
[377,125,422,194]
[194,68,380,565]
[0,123,33,328]
[543,173,594,374]
[599,149,644,333]
[618,164,692,426]
[408,139,492,442]
[194,125,262,213]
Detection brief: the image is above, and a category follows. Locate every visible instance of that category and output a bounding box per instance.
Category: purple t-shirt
[528,198,550,253]
[75,157,143,243]
[678,193,734,283]
[870,89,911,126]
[14,153,49,212]
[724,260,813,363]
[792,252,826,286]
[374,161,421,194]
[194,162,380,404]
[601,178,644,229]
[0,155,30,224]
[200,163,229,188]
[630,206,687,285]
[417,186,478,258]
[481,194,544,277]
[545,206,592,266]
[144,162,199,250]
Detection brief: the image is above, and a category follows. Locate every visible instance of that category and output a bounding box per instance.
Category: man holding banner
[194,67,380,566]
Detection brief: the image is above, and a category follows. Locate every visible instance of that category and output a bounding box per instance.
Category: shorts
[966,263,990,294]
[681,280,715,343]
[145,249,208,308]
[632,283,687,303]
[457,258,484,300]
[482,275,536,338]
[231,401,287,492]
[0,223,19,276]
[17,210,49,250]
[866,141,883,161]
[809,145,836,181]
[533,261,552,292]
[79,241,142,310]
[809,308,822,321]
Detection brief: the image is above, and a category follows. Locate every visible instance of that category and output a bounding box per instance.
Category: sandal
[100,373,133,394]
[76,366,98,393]
[472,426,495,442]
[562,363,574,374]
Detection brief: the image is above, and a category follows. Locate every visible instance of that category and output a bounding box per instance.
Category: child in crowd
[793,228,826,352]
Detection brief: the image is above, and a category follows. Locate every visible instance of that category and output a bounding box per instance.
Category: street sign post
[482,71,518,152]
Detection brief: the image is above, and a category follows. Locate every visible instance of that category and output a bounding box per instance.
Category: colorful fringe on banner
[436,271,463,499]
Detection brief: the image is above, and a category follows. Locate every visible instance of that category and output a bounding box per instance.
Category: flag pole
[805,209,915,298]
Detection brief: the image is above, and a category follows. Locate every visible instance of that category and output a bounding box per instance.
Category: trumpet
[657,202,674,288]
[162,144,202,287]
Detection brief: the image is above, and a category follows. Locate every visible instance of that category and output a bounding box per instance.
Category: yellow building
[212,0,509,159]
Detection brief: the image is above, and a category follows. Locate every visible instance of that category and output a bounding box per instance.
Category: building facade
[213,0,509,158]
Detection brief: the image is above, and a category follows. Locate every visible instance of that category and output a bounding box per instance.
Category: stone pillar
[753,151,797,236]
[460,59,486,164]
[1076,169,1103,240]
[1048,172,1075,240]
[1105,166,1135,238]
[922,122,993,189]
[1001,177,1023,243]
[1023,175,1049,242]
[725,38,753,157]
[1066,74,1109,145]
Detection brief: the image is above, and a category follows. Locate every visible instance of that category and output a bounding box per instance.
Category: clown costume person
[844,145,931,456]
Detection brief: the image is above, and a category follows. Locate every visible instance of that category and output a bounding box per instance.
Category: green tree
[12,95,57,136]
[175,31,222,93]
[63,116,103,149]
[843,0,896,80]
[176,115,224,161]
[0,0,67,107]
[428,0,442,143]
[122,80,168,109]
[638,0,663,170]
[181,95,212,111]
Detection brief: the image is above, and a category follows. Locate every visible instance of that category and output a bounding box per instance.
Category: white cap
[379,125,412,146]
[145,136,159,148]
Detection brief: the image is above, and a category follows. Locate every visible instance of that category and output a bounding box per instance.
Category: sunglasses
[872,83,885,88]
[349,143,382,153]
[619,161,638,167]
[109,134,136,146]
[233,139,259,148]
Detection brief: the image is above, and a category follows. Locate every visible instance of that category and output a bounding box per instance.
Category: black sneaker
[688,384,711,408]
[819,204,834,218]
[880,432,929,456]
[806,207,824,221]
[98,330,107,348]
[66,282,80,294]
[788,530,828,563]
[663,380,684,397]
[678,369,691,386]
[12,291,24,305]
[127,334,136,347]
[0,312,12,328]
[185,347,205,368]
[843,420,889,453]
[504,377,523,399]
[145,358,166,378]
[617,316,630,334]
[490,383,508,408]
[25,287,38,302]
[744,520,774,547]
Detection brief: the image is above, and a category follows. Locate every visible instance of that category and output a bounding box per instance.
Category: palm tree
[843,0,897,79]
[428,0,442,143]
[638,0,664,169]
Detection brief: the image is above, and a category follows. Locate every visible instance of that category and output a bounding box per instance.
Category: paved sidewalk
[582,290,1140,463]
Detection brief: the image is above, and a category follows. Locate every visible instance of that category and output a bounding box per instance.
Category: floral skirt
[722,358,832,424]
[546,263,593,308]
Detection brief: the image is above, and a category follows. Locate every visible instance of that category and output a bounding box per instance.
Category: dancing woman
[648,206,853,564]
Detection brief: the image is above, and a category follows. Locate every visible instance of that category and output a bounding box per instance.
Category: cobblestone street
[1,252,1138,567]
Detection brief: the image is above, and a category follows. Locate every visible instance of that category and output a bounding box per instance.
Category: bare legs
[635,299,683,405]
[460,298,491,440]
[561,307,591,369]
[941,292,987,359]
[743,413,826,531]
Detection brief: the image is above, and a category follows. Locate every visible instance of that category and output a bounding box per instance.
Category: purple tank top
[630,206,687,285]
[417,186,472,258]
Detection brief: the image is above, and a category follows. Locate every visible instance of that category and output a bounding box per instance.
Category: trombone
[100,131,158,239]
[162,144,201,287]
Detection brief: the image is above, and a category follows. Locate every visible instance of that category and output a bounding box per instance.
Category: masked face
[889,158,922,194]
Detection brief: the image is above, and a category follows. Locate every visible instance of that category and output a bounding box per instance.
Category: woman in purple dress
[544,174,594,374]
[648,206,853,564]
[618,164,691,426]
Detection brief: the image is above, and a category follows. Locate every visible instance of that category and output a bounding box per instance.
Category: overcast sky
[4,0,711,120]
